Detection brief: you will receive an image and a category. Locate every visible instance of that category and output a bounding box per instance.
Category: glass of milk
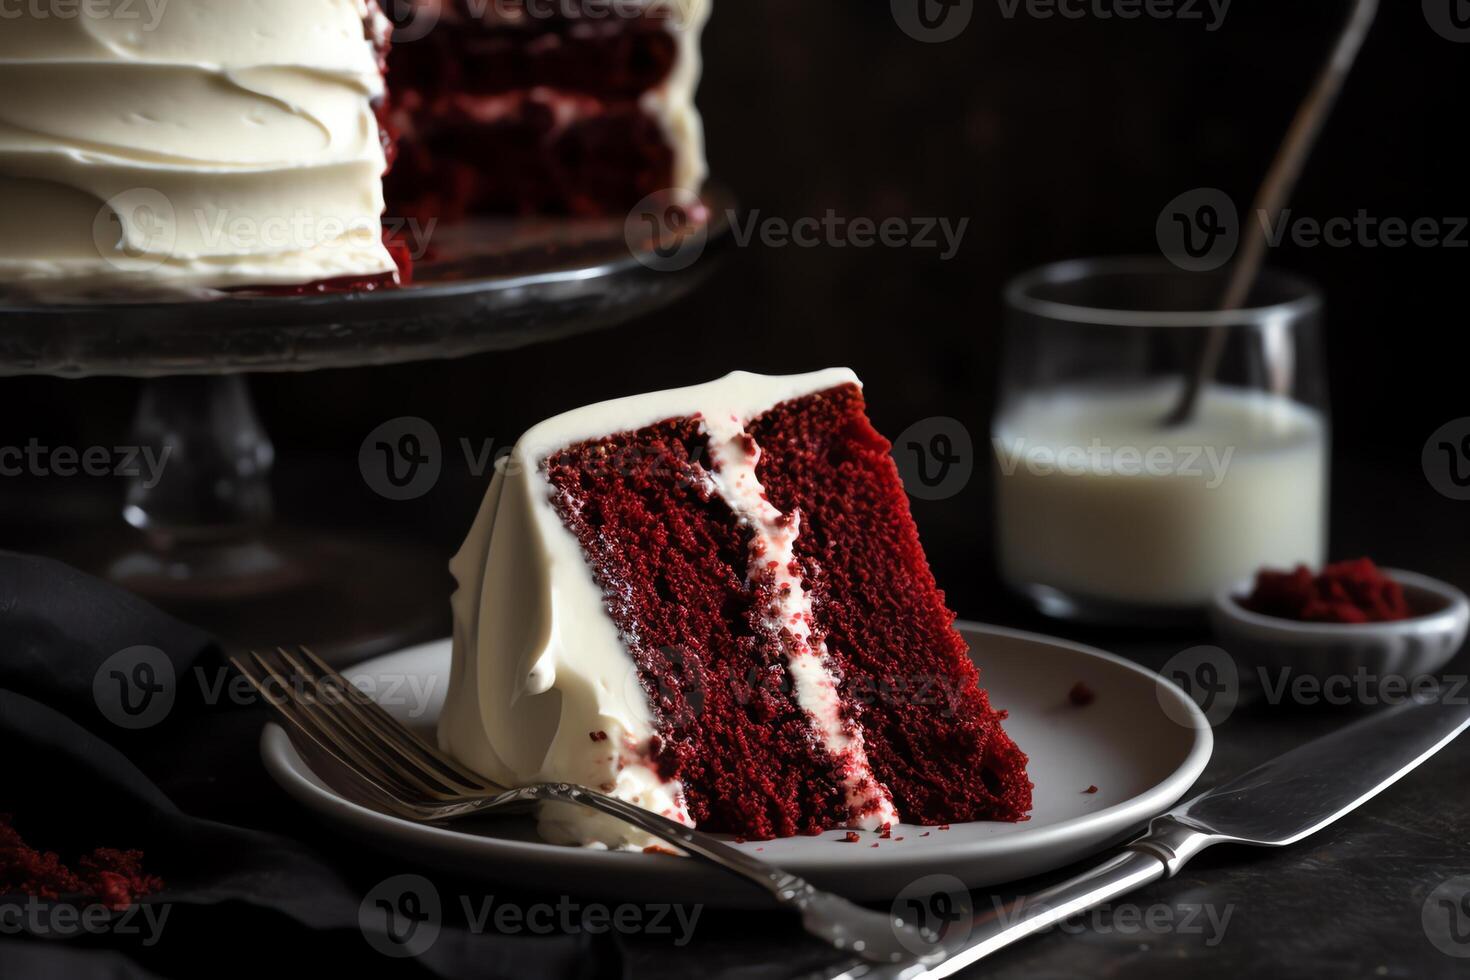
[994,257,1329,624]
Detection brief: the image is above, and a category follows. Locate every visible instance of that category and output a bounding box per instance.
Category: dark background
[1,0,1466,624]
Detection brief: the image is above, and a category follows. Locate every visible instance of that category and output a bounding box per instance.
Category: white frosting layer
[0,0,395,295]
[647,0,710,195]
[441,368,878,847]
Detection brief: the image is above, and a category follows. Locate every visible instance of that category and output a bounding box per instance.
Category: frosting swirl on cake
[0,0,395,295]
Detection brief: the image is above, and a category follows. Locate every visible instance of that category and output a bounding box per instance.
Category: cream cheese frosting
[440,369,892,848]
[0,0,396,296]
[645,0,710,196]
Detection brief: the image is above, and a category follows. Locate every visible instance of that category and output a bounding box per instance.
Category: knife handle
[892,820,1218,979]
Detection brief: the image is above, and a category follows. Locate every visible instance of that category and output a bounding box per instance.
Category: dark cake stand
[0,188,731,660]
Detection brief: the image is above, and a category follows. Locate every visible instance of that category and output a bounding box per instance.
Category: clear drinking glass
[994,257,1330,624]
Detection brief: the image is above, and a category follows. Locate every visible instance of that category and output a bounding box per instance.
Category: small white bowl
[1210,569,1470,684]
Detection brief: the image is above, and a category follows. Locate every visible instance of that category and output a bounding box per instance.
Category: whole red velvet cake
[441,370,1032,846]
[0,1,708,297]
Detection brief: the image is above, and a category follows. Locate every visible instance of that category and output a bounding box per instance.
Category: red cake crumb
[1068,682,1096,707]
[1241,558,1412,624]
[1084,785,1099,795]
[842,832,862,843]
[589,731,609,742]
[0,816,162,911]
[920,832,931,838]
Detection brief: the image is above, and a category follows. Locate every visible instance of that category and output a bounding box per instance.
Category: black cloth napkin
[0,552,618,980]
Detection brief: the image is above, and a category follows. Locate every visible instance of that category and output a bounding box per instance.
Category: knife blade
[826,693,1470,980]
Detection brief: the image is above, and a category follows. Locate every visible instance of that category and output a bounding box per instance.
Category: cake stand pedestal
[0,191,731,661]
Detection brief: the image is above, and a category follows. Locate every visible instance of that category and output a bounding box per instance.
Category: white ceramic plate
[260,622,1212,905]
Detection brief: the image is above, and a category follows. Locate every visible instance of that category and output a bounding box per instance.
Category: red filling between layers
[542,385,1032,839]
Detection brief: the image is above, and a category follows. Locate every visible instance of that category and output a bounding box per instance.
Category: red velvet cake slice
[441,370,1031,847]
[384,0,709,221]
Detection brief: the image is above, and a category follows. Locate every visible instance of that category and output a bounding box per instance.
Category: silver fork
[230,646,939,967]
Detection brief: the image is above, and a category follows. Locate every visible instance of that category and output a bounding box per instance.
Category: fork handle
[532,784,831,907]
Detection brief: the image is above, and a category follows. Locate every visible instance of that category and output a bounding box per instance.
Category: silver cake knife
[825,693,1470,979]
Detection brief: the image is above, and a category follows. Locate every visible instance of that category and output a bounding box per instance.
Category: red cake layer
[543,418,850,839]
[387,3,680,100]
[542,384,1031,839]
[384,0,683,219]
[387,91,676,220]
[749,386,1032,824]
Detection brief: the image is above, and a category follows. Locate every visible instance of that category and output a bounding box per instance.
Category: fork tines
[229,646,494,809]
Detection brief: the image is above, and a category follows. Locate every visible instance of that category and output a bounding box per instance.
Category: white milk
[994,383,1327,612]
